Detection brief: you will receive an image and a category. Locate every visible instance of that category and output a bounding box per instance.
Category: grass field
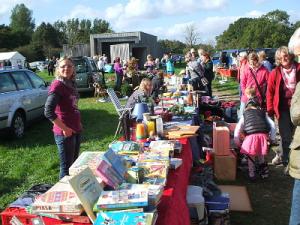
[0,68,294,225]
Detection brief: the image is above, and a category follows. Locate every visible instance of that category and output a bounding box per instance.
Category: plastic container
[1,207,91,225]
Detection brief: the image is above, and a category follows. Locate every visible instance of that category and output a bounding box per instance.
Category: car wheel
[11,112,25,138]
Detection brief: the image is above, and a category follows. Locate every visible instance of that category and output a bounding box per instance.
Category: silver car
[0,69,48,138]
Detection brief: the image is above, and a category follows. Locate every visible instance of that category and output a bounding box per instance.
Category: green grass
[0,97,119,211]
[0,66,294,225]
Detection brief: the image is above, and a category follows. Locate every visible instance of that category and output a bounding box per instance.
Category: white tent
[0,51,26,68]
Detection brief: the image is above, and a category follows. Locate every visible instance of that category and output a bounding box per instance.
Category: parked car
[0,69,48,138]
[71,56,101,92]
[29,61,48,72]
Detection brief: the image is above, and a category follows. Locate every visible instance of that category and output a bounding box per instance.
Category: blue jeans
[290,179,300,225]
[54,133,81,179]
[115,73,123,91]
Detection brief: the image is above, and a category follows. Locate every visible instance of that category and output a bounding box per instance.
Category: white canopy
[0,51,26,68]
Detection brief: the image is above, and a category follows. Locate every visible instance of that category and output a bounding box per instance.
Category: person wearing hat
[234,87,276,181]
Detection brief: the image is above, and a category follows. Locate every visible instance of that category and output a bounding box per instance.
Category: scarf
[281,64,296,94]
[57,77,80,99]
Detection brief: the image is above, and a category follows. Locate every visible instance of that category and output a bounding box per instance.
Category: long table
[156,137,192,225]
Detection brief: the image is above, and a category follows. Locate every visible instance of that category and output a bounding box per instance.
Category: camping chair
[107,88,132,139]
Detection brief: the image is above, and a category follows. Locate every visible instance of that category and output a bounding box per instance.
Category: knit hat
[246,97,260,108]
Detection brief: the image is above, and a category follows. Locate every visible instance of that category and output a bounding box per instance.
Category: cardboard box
[214,152,237,181]
[213,122,230,156]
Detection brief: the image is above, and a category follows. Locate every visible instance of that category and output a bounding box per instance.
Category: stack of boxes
[213,122,237,181]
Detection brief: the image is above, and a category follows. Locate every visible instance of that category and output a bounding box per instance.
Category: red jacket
[266,62,300,119]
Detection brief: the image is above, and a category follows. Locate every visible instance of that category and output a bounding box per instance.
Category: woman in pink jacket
[240,52,269,115]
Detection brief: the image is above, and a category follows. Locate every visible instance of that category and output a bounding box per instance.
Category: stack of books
[31,176,84,216]
[137,162,169,186]
[96,149,127,189]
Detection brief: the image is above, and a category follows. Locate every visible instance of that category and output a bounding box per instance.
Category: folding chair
[106,88,132,139]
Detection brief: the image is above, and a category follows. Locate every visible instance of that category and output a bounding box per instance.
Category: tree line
[0,4,112,61]
[0,4,299,62]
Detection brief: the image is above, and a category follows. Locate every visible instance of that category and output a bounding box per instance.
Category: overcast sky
[1,0,300,43]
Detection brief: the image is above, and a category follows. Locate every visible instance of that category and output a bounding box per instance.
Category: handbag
[249,68,267,110]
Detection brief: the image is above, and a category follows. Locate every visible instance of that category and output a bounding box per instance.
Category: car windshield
[73,58,88,73]
[89,59,98,72]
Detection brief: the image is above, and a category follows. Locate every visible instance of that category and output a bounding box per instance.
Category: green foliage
[53,18,112,46]
[216,10,297,50]
[158,39,186,54]
[32,22,62,58]
[15,43,44,62]
[9,3,35,46]
[121,82,133,97]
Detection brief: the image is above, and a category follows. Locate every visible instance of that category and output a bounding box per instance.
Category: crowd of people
[43,27,300,225]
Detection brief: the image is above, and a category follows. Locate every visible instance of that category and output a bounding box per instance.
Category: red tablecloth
[156,138,193,225]
[217,68,237,78]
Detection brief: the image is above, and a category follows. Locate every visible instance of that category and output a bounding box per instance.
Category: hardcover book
[109,141,141,155]
[94,211,156,225]
[31,176,83,215]
[94,189,148,211]
[118,183,164,206]
[95,159,123,189]
[69,151,104,176]
[69,167,103,222]
[104,148,127,179]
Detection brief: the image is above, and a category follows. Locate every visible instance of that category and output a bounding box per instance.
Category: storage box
[214,152,237,181]
[213,122,230,156]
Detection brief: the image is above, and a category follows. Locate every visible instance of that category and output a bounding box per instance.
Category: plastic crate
[1,207,92,225]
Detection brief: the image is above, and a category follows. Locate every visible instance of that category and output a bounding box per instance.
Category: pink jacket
[241,65,269,103]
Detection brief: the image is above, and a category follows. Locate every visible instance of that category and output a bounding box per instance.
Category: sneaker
[271,154,282,166]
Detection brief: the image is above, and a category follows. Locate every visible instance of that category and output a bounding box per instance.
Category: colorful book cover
[31,176,83,215]
[104,148,127,179]
[95,160,123,189]
[69,151,104,176]
[69,167,103,222]
[118,183,163,206]
[94,189,148,211]
[109,141,141,155]
[138,162,169,179]
[170,158,183,169]
[138,151,169,163]
[94,211,153,225]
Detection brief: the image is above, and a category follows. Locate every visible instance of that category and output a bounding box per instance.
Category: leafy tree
[158,39,186,54]
[216,10,294,50]
[53,18,112,46]
[9,3,35,46]
[32,22,62,58]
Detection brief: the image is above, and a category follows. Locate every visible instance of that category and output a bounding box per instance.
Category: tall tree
[216,10,294,50]
[183,24,199,48]
[32,22,62,58]
[9,3,35,46]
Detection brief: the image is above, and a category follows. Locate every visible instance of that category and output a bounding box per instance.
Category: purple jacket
[114,62,123,75]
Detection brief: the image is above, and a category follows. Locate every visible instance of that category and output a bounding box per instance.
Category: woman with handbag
[267,46,300,169]
[200,51,214,97]
[185,52,207,92]
[240,52,269,115]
